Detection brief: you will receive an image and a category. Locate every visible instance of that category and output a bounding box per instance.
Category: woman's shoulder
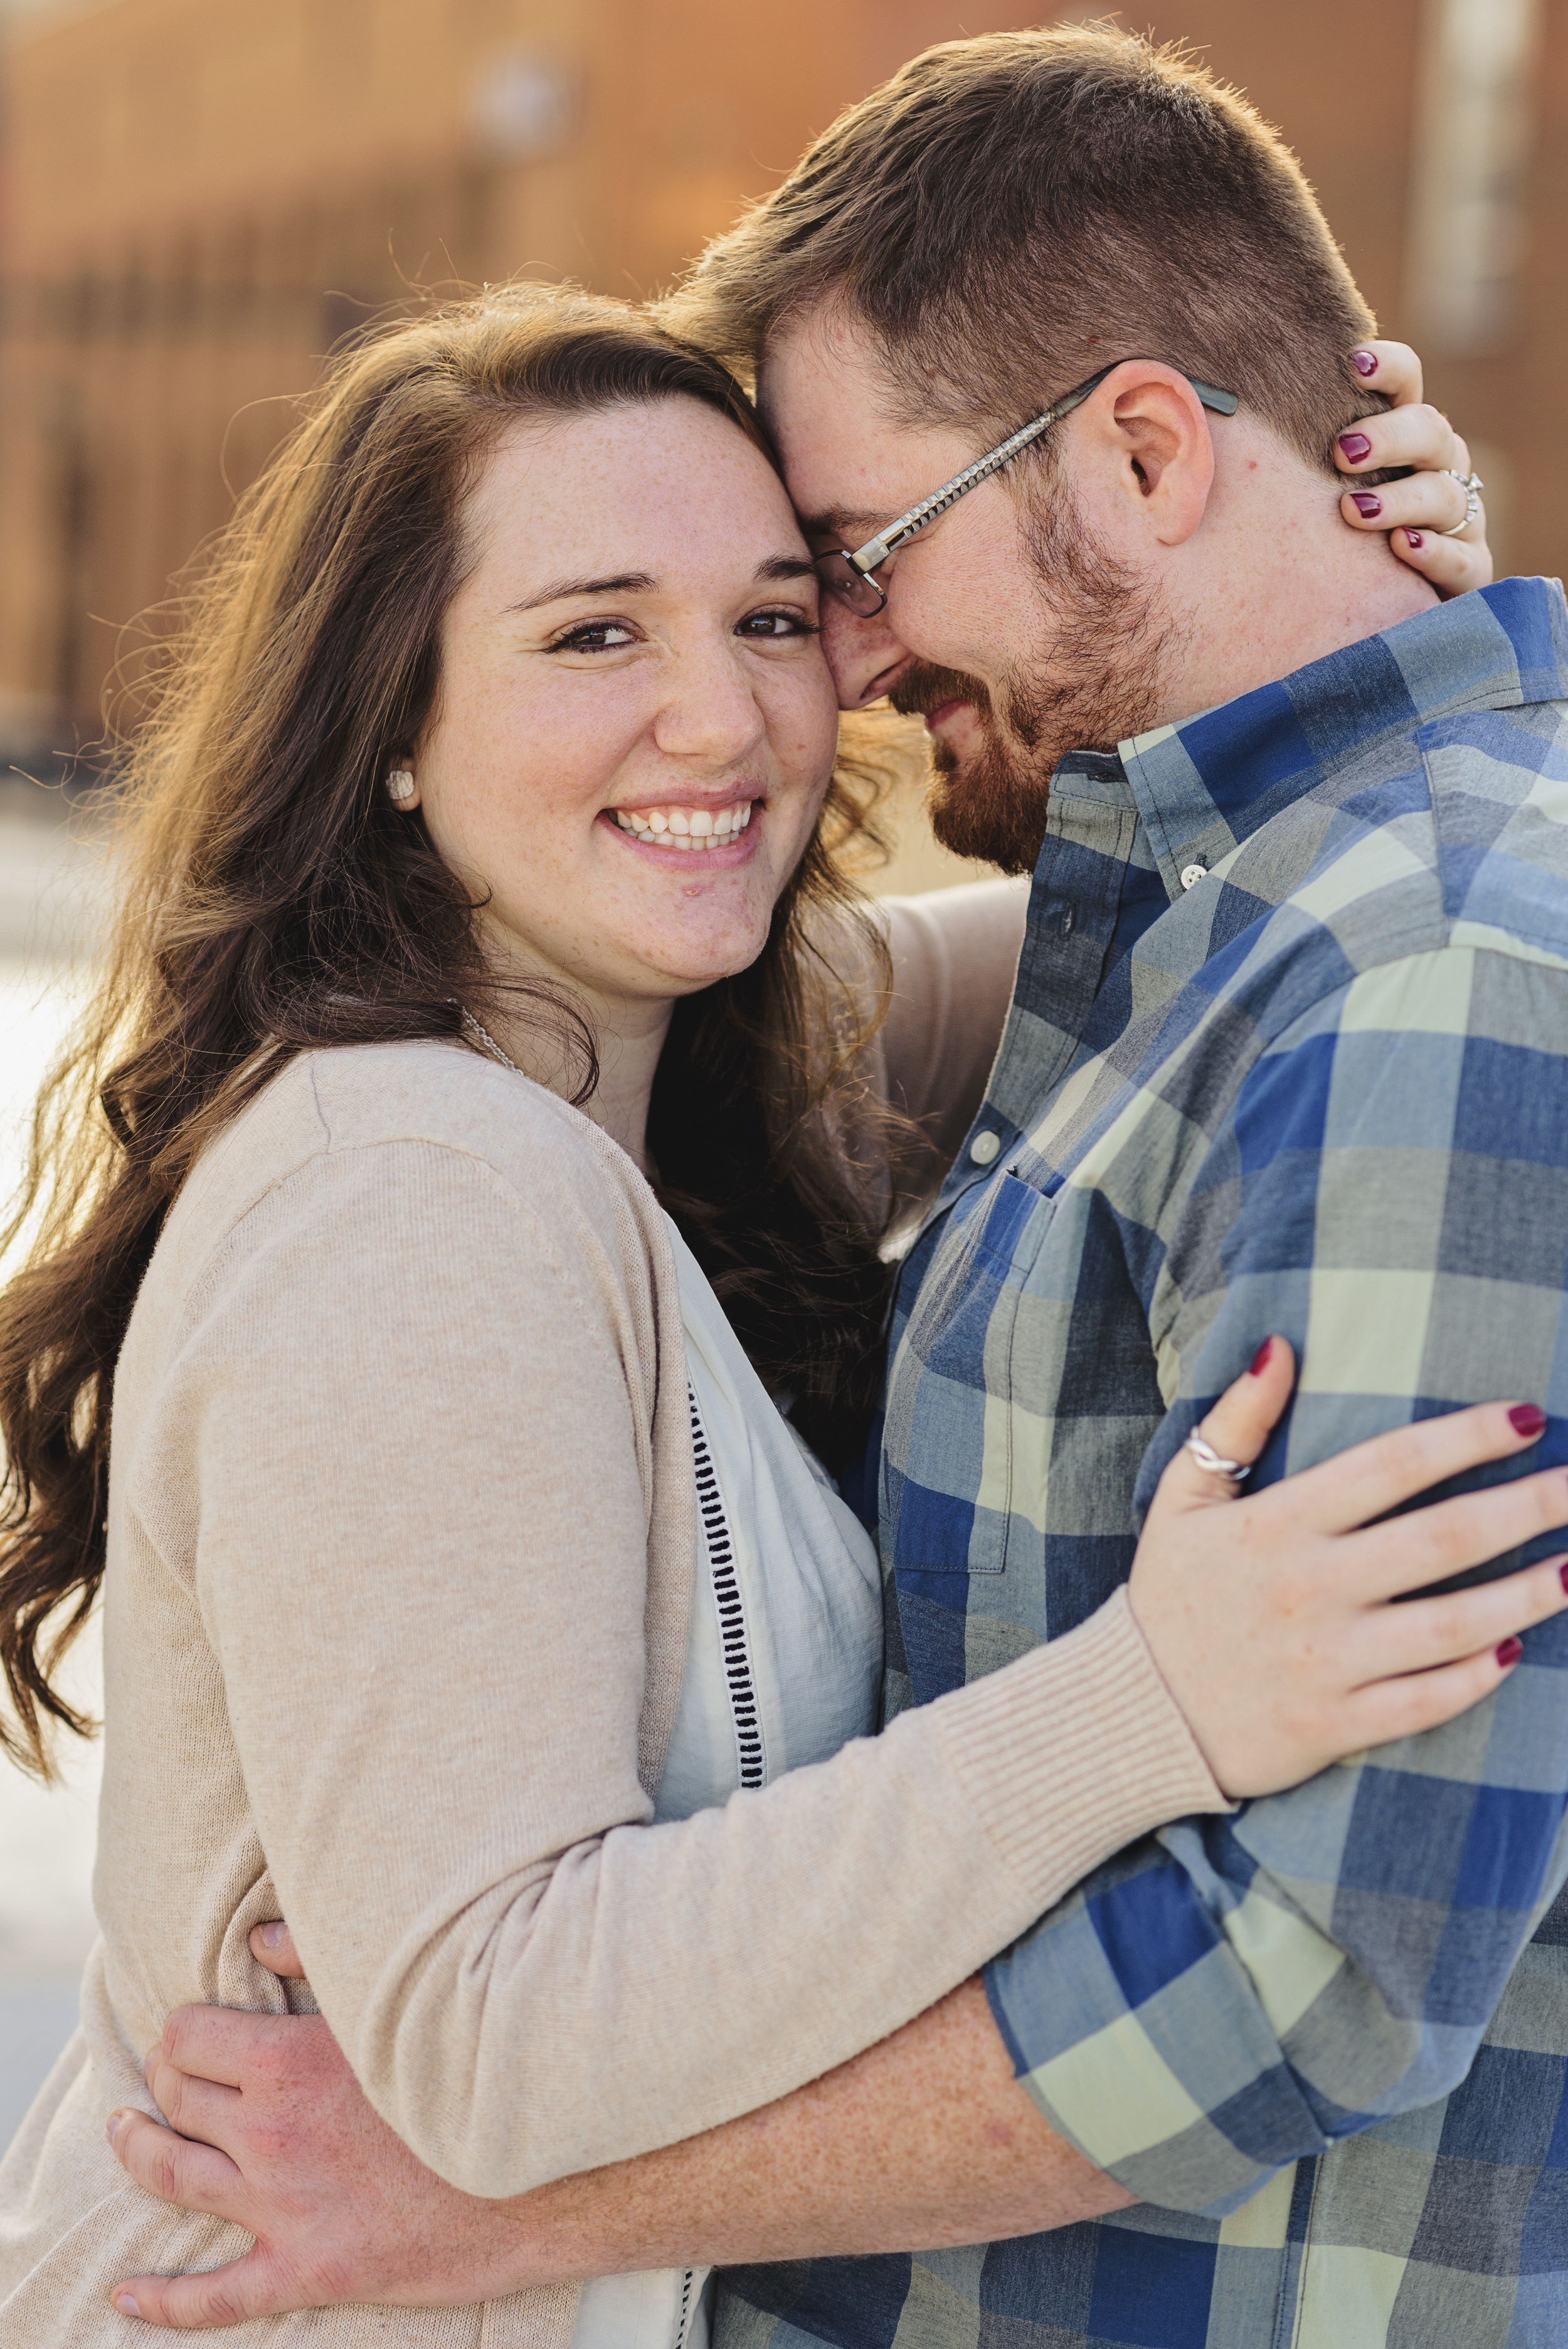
[177,1039,662,1273]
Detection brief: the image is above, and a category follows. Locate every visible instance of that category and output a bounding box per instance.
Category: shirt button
[968,1130,1002,1166]
[1180,861,1209,891]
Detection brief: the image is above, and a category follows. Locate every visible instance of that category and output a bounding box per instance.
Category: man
[105,28,1566,2347]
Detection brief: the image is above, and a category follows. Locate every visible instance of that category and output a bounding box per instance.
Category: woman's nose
[820,595,911,710]
[652,641,770,762]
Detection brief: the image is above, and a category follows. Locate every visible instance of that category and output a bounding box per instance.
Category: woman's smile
[605,791,761,856]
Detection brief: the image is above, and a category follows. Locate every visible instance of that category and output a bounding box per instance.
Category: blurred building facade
[0,0,1564,766]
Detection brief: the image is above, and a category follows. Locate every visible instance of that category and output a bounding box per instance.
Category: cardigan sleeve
[143,1127,1224,2199]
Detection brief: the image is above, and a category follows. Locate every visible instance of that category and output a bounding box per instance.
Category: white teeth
[610,801,757,849]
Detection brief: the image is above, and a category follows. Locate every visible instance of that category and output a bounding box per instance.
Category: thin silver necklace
[459,1006,519,1073]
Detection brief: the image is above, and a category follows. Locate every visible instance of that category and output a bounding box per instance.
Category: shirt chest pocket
[884,1172,1061,1577]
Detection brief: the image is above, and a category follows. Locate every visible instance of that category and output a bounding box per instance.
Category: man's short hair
[662,24,1380,474]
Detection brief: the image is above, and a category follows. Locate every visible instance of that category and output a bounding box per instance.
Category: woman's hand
[1337,341,1490,598]
[1130,1337,1568,1800]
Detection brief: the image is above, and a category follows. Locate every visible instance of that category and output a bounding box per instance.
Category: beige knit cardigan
[0,889,1228,2346]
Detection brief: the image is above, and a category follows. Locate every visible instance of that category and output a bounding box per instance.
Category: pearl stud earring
[384,768,418,805]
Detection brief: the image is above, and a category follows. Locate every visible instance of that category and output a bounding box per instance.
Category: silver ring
[1438,469,1484,538]
[1186,1428,1253,1483]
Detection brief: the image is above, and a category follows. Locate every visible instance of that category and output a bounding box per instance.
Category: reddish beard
[888,489,1169,876]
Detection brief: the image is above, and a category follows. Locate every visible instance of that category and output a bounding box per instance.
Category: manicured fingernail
[1338,433,1374,464]
[1350,492,1382,518]
[258,1920,285,1948]
[1508,1404,1547,1439]
[1405,530,1424,549]
[1352,349,1379,377]
[1559,1562,1568,1594]
[1249,1337,1273,1376]
[1496,1636,1524,1668]
[115,2296,140,2318]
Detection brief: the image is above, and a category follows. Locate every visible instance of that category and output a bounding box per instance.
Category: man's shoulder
[1221,689,1568,1000]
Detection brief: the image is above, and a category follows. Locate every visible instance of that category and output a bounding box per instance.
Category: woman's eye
[737,607,820,642]
[552,620,640,654]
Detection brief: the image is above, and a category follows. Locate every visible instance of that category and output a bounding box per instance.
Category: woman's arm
[105,1356,1568,2327]
[159,1124,1228,2203]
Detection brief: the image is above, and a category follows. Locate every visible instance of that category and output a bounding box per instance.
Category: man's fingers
[108,2249,299,2331]
[1152,1337,1296,1510]
[1345,340,1424,406]
[1271,1403,1552,1539]
[107,2108,243,2219]
[1352,1467,1568,1603]
[144,2047,240,2146]
[159,2001,309,2091]
[248,1921,306,1979]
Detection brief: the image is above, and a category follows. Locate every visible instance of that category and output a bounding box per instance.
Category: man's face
[758,307,1166,874]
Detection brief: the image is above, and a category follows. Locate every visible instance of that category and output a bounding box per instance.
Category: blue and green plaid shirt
[720,577,1568,2349]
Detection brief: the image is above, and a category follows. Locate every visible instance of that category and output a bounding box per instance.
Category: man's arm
[983,946,1568,2215]
[107,1978,1130,2328]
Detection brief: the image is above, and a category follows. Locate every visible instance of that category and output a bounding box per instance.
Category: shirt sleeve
[981,944,1568,2214]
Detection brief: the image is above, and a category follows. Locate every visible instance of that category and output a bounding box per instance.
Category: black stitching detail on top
[688,1384,765,1790]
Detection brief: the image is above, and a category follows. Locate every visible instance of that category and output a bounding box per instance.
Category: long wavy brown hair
[0,282,907,1778]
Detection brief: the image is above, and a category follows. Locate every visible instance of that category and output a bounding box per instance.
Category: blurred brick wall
[0,0,1560,763]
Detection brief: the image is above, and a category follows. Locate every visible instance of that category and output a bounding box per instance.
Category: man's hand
[107,1993,557,2327]
[107,1926,1128,2328]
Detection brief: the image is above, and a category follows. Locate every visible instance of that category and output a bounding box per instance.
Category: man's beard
[888,483,1171,876]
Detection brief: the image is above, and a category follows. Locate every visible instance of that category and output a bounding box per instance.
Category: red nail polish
[1248,1337,1273,1376]
[1338,433,1374,464]
[1405,531,1424,549]
[1496,1636,1524,1669]
[1560,1562,1568,1596]
[1351,493,1383,518]
[1352,349,1379,377]
[1508,1404,1547,1439]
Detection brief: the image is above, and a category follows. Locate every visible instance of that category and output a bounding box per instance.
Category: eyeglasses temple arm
[853,368,1238,573]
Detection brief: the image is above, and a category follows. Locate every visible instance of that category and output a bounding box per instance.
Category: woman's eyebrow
[511,572,657,611]
[511,556,811,612]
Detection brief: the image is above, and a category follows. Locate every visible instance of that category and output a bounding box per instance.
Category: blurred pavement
[0,785,114,2148]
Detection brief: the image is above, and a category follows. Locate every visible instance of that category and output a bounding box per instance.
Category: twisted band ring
[1185,1428,1253,1483]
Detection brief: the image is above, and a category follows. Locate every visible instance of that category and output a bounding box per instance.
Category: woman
[0,287,1556,2346]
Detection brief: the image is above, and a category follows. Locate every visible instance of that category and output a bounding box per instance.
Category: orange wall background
[1,0,1562,761]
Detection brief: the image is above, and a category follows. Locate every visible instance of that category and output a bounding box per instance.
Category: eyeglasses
[810,363,1239,618]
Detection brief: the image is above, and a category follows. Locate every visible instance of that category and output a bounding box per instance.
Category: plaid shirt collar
[932,578,1568,1226]
[1118,585,1559,890]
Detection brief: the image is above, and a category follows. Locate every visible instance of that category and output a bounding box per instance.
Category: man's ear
[1081,364,1216,548]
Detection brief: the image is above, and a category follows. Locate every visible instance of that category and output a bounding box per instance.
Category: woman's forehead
[462,402,805,580]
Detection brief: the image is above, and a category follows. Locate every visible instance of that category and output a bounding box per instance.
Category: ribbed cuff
[934,1586,1232,1914]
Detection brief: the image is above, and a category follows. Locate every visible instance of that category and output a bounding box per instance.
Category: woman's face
[413,396,839,1023]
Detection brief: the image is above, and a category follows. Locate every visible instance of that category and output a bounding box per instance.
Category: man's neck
[1136,434,1443,732]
